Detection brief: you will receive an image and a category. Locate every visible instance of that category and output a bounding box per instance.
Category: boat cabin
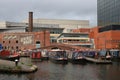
[99,50,111,60]
[110,49,120,58]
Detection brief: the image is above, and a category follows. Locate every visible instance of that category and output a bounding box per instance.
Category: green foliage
[14,66,21,70]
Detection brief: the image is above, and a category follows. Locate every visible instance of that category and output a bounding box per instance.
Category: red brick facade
[90,27,120,49]
[72,28,90,33]
[0,31,50,51]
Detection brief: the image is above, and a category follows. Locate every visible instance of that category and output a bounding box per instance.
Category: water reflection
[0,61,120,80]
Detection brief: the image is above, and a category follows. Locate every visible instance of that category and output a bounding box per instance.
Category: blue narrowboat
[86,51,96,58]
[99,50,112,60]
[49,49,68,64]
[68,51,86,64]
[110,49,120,61]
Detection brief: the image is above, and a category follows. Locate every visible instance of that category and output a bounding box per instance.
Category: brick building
[72,28,90,33]
[0,31,50,51]
[90,26,120,49]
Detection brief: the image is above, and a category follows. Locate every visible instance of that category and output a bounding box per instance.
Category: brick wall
[0,31,50,51]
[91,27,120,49]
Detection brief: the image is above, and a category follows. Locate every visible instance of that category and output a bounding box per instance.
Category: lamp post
[15,59,19,66]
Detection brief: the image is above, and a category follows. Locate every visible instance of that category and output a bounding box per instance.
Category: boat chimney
[28,12,33,32]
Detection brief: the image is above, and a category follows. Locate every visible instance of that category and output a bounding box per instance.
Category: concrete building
[0,21,27,32]
[57,33,92,48]
[23,18,90,29]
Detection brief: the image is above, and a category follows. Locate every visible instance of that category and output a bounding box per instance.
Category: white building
[23,18,90,29]
[0,21,27,32]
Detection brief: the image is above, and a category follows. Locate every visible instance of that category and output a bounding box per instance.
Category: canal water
[0,60,120,80]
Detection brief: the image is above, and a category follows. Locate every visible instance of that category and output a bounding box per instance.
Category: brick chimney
[28,12,33,32]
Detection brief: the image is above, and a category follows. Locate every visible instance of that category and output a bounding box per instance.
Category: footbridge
[38,43,88,50]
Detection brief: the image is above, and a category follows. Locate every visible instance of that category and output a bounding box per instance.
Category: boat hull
[49,58,68,64]
[0,55,20,62]
[68,58,87,64]
[41,57,49,60]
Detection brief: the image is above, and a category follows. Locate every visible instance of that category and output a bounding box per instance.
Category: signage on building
[20,35,33,45]
[3,35,17,40]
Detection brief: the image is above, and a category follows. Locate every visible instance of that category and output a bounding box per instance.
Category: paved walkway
[0,58,37,73]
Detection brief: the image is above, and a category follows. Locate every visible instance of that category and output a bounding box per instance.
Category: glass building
[97,0,120,27]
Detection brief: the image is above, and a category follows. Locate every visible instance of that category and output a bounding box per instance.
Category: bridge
[38,43,89,50]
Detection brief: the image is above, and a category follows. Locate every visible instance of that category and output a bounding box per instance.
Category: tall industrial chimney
[29,12,33,32]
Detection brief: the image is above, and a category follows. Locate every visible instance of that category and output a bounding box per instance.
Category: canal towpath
[0,58,37,73]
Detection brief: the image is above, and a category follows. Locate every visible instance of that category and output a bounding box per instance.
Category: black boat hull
[0,55,20,62]
[68,58,87,64]
[41,57,49,60]
[49,58,68,64]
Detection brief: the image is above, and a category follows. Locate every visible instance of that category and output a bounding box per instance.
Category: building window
[3,41,5,43]
[16,40,18,43]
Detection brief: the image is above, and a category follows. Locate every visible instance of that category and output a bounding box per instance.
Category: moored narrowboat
[110,49,120,61]
[86,51,96,58]
[31,50,42,61]
[49,49,68,64]
[41,50,49,60]
[0,50,20,61]
[98,50,112,60]
[68,51,86,64]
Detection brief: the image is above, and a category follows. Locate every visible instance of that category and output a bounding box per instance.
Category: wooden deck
[85,57,112,64]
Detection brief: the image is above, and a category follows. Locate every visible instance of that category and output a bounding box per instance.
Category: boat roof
[110,49,119,51]
[51,49,64,51]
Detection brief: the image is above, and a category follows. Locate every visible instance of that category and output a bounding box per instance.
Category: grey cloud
[0,0,97,26]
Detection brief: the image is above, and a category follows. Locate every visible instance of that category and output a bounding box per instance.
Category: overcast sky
[0,0,97,26]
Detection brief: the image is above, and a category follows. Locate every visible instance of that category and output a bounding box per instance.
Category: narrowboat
[49,49,68,64]
[99,50,112,60]
[68,51,86,64]
[0,50,20,61]
[86,51,96,58]
[41,50,49,60]
[110,49,120,61]
[31,50,42,61]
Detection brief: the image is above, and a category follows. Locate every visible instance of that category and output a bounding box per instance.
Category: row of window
[106,40,120,43]
[60,39,89,43]
[3,40,18,44]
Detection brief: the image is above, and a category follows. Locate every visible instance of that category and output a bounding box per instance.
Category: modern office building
[97,0,120,27]
[94,0,120,49]
[57,32,92,48]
